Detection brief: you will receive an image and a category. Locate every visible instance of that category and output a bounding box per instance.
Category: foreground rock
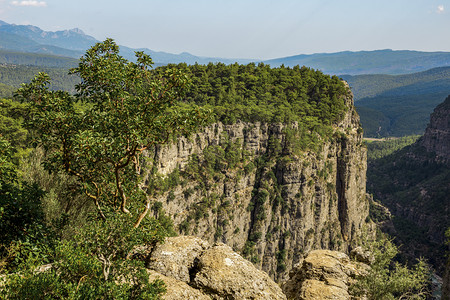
[147,271,211,300]
[146,236,286,300]
[282,249,368,300]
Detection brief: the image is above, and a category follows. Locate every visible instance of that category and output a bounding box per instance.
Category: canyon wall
[142,91,372,281]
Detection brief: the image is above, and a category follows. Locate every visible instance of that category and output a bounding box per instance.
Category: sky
[0,0,449,60]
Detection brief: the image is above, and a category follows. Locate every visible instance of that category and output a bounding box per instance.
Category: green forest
[0,64,80,98]
[0,49,78,68]
[343,67,450,137]
[0,40,430,299]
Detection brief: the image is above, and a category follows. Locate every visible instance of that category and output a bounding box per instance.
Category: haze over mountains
[1,20,450,75]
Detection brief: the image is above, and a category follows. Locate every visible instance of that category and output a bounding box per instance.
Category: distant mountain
[343,67,450,137]
[264,50,450,75]
[0,31,84,58]
[0,20,251,65]
[0,23,96,51]
[2,20,450,74]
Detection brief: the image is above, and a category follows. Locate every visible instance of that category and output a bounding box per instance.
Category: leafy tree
[2,213,167,299]
[16,39,208,227]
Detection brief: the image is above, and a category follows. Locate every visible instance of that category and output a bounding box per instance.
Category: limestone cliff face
[420,95,450,163]
[142,91,371,281]
[282,249,369,300]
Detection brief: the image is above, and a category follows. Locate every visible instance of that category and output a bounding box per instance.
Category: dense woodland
[366,136,450,276]
[0,41,432,299]
[343,67,450,137]
[0,49,78,68]
[0,64,79,98]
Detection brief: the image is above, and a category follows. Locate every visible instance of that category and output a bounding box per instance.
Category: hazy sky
[0,0,449,59]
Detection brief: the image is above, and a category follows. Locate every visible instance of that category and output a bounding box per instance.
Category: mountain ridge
[2,20,450,74]
[0,20,252,65]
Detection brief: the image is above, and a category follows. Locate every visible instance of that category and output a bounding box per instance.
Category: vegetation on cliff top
[162,61,350,127]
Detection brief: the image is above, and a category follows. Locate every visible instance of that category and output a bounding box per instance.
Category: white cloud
[11,0,47,7]
[437,5,445,14]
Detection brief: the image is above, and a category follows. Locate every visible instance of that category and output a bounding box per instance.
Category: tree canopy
[15,38,209,226]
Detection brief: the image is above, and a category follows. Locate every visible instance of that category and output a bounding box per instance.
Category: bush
[2,213,168,299]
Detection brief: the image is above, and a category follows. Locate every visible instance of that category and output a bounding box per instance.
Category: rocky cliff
[420,95,450,163]
[142,90,372,281]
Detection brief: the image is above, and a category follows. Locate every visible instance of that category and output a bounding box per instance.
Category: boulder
[147,235,209,282]
[282,249,368,300]
[147,271,210,300]
[192,243,286,299]
[147,236,286,300]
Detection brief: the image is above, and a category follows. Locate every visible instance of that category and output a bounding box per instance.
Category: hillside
[0,49,78,68]
[366,96,450,274]
[342,67,450,137]
[265,50,450,75]
[0,64,79,97]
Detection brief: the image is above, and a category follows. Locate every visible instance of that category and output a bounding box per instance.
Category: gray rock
[282,249,369,300]
[147,236,286,300]
[147,270,211,300]
[192,243,286,299]
[146,235,209,283]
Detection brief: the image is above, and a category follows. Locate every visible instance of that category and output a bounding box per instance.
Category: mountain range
[1,20,450,75]
[0,20,251,66]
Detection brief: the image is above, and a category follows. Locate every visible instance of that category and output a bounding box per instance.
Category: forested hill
[342,66,450,100]
[166,62,350,128]
[0,49,78,68]
[0,64,79,97]
[343,66,450,137]
[265,50,450,75]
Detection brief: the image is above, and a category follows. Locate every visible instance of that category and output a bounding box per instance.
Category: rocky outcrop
[420,95,450,163]
[146,236,286,300]
[142,90,372,281]
[145,236,372,300]
[282,250,368,300]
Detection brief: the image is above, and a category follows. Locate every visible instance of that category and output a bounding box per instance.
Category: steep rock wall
[142,93,371,281]
[420,95,450,163]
